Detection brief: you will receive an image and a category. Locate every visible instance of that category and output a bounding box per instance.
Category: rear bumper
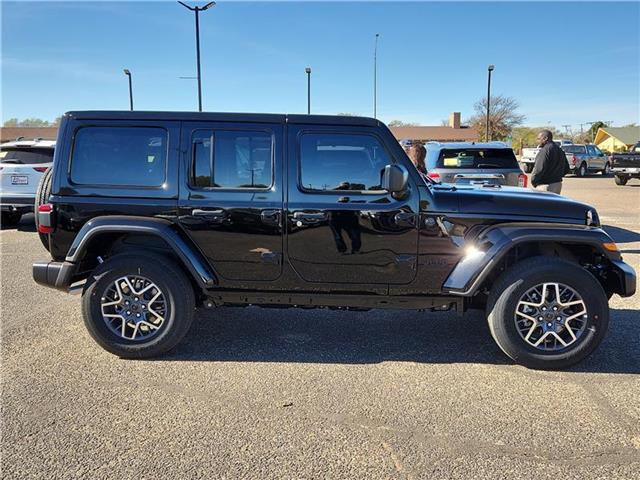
[33,261,76,291]
[0,195,35,213]
[611,260,636,297]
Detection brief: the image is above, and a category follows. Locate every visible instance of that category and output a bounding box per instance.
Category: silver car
[562,144,611,177]
[424,141,527,187]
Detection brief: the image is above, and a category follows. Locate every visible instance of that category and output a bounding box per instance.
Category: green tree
[467,95,525,141]
[3,118,19,127]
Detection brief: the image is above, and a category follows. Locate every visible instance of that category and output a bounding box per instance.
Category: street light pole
[123,69,133,111]
[178,1,216,112]
[486,64,494,142]
[373,33,379,119]
[305,67,311,114]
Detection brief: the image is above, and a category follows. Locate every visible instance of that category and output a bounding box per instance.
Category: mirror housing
[382,164,409,198]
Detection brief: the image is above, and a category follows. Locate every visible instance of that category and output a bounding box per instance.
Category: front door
[286,126,419,285]
[178,121,284,283]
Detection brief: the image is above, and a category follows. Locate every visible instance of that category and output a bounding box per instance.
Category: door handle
[260,209,281,226]
[191,209,226,222]
[394,211,416,227]
[292,211,328,223]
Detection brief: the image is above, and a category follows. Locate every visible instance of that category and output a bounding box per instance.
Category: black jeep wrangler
[33,111,636,369]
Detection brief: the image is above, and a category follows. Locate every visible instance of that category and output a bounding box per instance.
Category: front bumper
[33,261,76,291]
[611,260,636,297]
[0,195,35,213]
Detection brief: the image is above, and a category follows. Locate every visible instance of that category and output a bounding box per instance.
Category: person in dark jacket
[531,129,570,194]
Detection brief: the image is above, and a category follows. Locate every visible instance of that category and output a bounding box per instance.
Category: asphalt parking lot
[2,175,639,479]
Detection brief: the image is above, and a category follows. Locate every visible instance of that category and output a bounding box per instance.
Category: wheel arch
[66,216,216,291]
[443,223,632,299]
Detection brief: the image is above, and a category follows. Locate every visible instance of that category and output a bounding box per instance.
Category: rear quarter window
[70,126,167,187]
[562,146,586,154]
[437,148,518,169]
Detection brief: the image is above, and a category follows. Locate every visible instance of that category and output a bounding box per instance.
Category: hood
[432,184,595,223]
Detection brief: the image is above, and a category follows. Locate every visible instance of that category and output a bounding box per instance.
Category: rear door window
[0,148,54,164]
[437,148,518,169]
[189,130,273,189]
[70,126,167,187]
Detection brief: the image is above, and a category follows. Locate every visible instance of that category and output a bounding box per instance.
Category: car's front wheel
[82,252,195,358]
[486,257,609,369]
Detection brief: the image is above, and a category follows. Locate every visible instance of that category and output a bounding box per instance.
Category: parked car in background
[0,138,55,225]
[611,141,640,186]
[520,139,573,173]
[425,142,527,187]
[561,144,611,177]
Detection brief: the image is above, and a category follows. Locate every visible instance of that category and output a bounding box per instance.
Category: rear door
[286,125,419,285]
[178,121,284,283]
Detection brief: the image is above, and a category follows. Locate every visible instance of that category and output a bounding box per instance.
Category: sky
[2,1,639,131]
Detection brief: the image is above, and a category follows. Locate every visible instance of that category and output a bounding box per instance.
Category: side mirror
[382,164,409,198]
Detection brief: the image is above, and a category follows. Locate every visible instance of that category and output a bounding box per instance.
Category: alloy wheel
[100,275,167,341]
[514,282,588,351]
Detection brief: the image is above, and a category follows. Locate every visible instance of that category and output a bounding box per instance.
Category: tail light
[33,166,48,173]
[518,173,528,188]
[37,203,54,234]
[571,154,578,165]
[427,171,441,182]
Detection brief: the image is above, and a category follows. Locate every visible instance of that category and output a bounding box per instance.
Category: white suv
[0,138,55,225]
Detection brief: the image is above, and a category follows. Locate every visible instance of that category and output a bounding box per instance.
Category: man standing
[531,130,570,194]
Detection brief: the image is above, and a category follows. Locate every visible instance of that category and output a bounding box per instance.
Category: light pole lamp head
[488,64,495,72]
[202,2,216,10]
[305,67,311,74]
[123,69,131,76]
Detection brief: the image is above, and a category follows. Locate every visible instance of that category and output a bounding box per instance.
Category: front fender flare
[442,223,625,296]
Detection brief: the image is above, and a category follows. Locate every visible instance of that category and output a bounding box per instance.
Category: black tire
[522,163,533,174]
[1,211,22,226]
[486,256,609,370]
[81,252,195,358]
[577,162,588,177]
[34,167,53,250]
[601,162,611,176]
[614,175,628,186]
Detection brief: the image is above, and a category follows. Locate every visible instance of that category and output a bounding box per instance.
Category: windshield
[0,147,54,164]
[437,148,518,169]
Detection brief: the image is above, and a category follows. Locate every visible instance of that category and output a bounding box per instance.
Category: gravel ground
[1,174,639,479]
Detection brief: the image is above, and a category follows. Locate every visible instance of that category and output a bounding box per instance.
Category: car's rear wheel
[82,252,195,358]
[486,256,609,370]
[577,162,588,177]
[34,167,53,250]
[614,175,628,186]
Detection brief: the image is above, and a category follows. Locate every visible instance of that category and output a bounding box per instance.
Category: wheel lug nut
[547,322,552,327]
[135,297,139,301]
[553,307,558,311]
[542,307,546,311]
[556,317,561,321]
[125,301,129,305]
[141,305,146,309]
[126,310,131,315]
[136,313,141,318]
[538,317,543,321]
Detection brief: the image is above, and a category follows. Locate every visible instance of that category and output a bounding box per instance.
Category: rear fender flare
[66,216,216,289]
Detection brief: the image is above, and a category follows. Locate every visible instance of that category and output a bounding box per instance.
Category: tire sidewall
[489,261,609,369]
[83,255,192,357]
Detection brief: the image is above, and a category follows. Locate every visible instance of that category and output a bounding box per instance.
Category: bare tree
[387,120,419,127]
[467,95,525,141]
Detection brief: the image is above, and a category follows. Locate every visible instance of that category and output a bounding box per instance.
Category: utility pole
[373,33,379,119]
[486,65,495,142]
[178,1,216,112]
[561,124,571,136]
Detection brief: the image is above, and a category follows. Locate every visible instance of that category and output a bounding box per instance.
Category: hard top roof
[64,111,380,127]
